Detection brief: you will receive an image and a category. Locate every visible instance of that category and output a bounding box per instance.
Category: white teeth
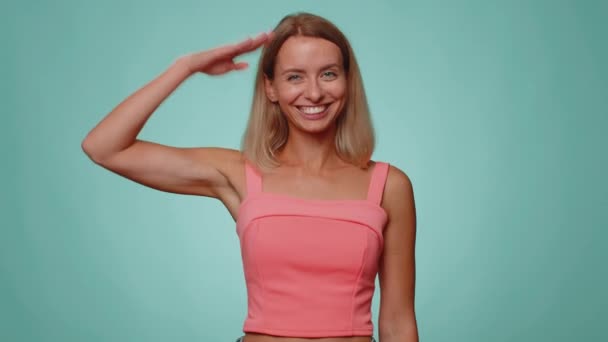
[298,105,327,114]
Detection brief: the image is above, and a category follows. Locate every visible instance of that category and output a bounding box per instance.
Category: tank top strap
[366,161,390,205]
[244,159,262,196]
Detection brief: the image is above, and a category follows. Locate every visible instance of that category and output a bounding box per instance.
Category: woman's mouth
[296,104,330,120]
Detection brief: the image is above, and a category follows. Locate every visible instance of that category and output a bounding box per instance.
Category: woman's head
[265,35,347,137]
[242,12,375,169]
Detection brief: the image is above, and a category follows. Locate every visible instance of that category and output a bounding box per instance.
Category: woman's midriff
[243,333,373,342]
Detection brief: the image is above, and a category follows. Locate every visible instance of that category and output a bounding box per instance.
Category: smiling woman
[265,36,347,135]
[244,14,375,170]
[81,11,417,342]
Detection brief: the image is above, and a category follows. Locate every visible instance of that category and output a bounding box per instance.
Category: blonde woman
[82,12,418,342]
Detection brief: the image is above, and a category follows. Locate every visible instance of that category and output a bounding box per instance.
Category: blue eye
[287,74,301,81]
[322,71,337,79]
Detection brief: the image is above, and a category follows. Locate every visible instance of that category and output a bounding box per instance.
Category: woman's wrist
[171,55,194,79]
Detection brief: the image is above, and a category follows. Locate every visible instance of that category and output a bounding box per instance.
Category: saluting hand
[181,31,273,76]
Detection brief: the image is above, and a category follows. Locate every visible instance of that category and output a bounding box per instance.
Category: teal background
[2,0,607,341]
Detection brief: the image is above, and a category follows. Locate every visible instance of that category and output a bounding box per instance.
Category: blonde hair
[241,12,375,170]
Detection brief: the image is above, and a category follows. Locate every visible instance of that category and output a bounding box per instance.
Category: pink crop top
[236,160,390,338]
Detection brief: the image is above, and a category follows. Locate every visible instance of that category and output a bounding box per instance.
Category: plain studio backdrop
[1,0,606,341]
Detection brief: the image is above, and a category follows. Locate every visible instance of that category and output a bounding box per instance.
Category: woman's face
[265,36,347,135]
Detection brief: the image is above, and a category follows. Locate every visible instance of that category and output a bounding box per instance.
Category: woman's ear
[264,75,278,103]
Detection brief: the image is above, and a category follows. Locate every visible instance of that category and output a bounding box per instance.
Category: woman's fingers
[264,30,275,48]
[248,32,271,49]
[211,31,272,61]
[188,30,273,75]
[233,32,271,55]
[233,61,249,70]
[232,37,254,54]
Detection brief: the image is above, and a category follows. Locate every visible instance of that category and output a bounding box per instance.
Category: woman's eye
[287,74,301,81]
[322,71,337,79]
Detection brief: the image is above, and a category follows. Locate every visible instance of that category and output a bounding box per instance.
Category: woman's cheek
[330,80,347,98]
[280,86,303,103]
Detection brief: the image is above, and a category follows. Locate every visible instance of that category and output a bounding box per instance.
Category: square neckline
[236,160,390,231]
[244,160,386,204]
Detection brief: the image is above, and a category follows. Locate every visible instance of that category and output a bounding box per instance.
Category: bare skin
[82,32,417,342]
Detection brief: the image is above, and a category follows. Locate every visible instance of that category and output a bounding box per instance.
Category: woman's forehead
[275,36,343,71]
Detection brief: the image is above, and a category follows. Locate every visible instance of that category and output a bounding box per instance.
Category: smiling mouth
[296,104,330,115]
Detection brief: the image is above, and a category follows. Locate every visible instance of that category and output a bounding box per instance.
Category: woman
[82,12,418,342]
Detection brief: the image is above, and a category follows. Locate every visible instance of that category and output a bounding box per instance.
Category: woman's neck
[277,127,344,173]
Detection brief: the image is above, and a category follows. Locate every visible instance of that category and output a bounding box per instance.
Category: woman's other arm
[378,165,419,342]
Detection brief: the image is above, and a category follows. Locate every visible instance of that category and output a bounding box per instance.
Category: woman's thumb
[233,61,249,70]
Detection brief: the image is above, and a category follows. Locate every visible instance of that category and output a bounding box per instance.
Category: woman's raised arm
[81,32,271,200]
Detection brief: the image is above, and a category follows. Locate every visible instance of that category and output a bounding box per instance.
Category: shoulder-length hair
[241,12,375,170]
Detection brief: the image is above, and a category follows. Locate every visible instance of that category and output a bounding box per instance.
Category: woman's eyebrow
[280,63,341,75]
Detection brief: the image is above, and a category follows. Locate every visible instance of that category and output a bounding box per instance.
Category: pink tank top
[236,160,390,338]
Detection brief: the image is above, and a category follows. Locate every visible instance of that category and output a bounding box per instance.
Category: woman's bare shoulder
[382,163,414,210]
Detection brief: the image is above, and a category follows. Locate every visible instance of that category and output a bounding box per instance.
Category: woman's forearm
[81,57,192,163]
[379,318,419,342]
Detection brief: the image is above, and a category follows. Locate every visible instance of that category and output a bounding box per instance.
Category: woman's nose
[304,80,323,102]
